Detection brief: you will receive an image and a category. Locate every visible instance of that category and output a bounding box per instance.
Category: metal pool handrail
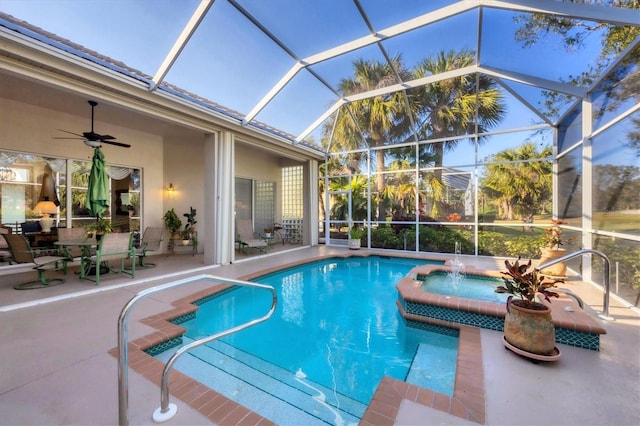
[536,248,612,320]
[117,274,277,425]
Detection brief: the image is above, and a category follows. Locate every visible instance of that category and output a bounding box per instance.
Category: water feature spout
[447,242,466,291]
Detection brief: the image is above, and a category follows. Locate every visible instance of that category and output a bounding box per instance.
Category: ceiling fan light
[84,140,102,148]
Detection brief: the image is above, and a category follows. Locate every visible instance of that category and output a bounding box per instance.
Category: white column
[203,133,217,265]
[217,131,235,264]
[204,131,235,265]
[305,159,319,246]
[582,98,594,281]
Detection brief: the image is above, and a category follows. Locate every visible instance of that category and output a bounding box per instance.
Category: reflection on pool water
[421,271,509,303]
[158,256,459,424]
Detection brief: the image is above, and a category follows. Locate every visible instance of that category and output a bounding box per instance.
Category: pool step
[157,337,364,425]
[406,343,456,397]
[207,339,366,419]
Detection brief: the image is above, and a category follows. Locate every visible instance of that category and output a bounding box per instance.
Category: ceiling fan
[55,100,131,148]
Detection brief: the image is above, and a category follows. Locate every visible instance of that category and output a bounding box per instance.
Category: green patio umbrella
[85,147,109,218]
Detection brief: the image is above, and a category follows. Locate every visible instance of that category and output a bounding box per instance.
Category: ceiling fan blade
[102,140,131,148]
[97,134,116,141]
[57,129,84,137]
[82,131,102,141]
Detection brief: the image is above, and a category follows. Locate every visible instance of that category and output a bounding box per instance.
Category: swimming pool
[158,256,457,423]
[421,271,509,303]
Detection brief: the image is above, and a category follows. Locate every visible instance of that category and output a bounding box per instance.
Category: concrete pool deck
[0,246,638,425]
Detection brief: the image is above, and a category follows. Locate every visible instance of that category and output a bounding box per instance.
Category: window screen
[235,177,252,220]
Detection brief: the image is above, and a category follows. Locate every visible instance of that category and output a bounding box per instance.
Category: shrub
[371,226,402,249]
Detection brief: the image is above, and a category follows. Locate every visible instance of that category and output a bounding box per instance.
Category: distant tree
[514,1,639,66]
[626,116,640,157]
[514,1,640,117]
[593,164,640,211]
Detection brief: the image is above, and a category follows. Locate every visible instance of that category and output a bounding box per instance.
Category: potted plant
[182,207,197,247]
[263,227,273,238]
[539,219,574,276]
[348,226,364,250]
[85,216,112,241]
[180,229,191,245]
[163,208,182,239]
[496,258,563,357]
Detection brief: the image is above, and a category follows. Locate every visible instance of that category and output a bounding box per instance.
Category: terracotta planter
[504,299,556,356]
[539,247,567,277]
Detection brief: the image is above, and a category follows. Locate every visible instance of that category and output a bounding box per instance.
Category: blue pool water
[160,256,458,422]
[422,271,510,303]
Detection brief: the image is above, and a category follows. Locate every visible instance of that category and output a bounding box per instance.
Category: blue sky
[1,0,627,159]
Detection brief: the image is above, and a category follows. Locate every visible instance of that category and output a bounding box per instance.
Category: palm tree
[328,174,369,222]
[480,142,553,223]
[325,49,505,222]
[383,158,416,218]
[330,55,412,220]
[409,49,506,217]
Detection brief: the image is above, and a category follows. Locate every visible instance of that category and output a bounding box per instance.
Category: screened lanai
[0,1,639,304]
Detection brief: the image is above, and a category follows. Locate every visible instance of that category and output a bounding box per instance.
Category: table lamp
[34,198,58,232]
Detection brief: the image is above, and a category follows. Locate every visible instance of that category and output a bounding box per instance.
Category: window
[282,166,304,243]
[0,150,141,233]
[254,180,275,233]
[0,152,64,231]
[282,166,303,219]
[235,176,275,234]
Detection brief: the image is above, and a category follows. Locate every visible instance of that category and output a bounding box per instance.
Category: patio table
[55,238,98,255]
[54,239,105,276]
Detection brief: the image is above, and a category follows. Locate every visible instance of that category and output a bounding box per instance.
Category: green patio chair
[57,227,90,261]
[0,224,13,264]
[134,226,164,268]
[2,233,68,290]
[80,232,134,285]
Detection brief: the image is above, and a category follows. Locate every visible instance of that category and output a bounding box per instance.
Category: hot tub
[396,264,606,351]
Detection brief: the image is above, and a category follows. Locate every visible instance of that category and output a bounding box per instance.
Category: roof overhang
[0,22,326,160]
